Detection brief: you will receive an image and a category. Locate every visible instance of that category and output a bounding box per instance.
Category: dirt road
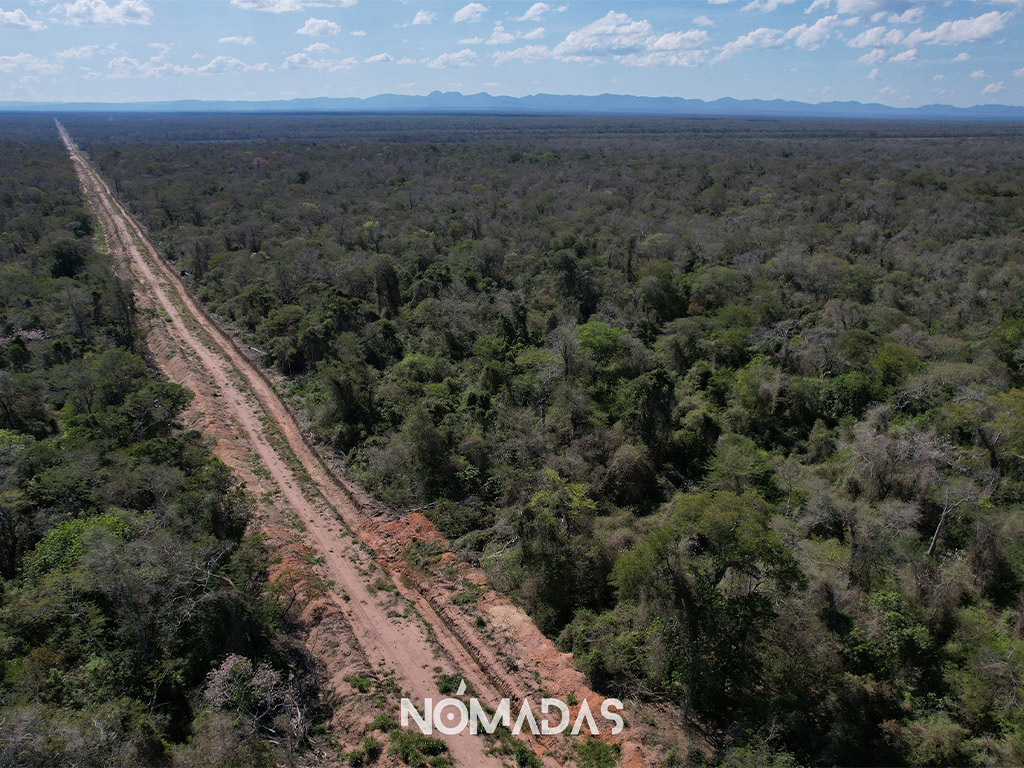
[58,119,660,768]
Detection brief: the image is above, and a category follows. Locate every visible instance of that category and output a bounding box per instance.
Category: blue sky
[0,0,1021,106]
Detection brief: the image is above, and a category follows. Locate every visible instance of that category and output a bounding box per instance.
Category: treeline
[0,117,320,767]
[65,113,1024,767]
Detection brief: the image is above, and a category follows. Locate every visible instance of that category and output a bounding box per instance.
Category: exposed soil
[58,119,664,768]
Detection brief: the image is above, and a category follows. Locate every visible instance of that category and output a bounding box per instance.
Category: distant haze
[2,91,1023,121]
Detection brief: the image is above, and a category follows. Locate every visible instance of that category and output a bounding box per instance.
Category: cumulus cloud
[981,81,1004,95]
[0,8,44,29]
[198,55,269,73]
[411,9,435,25]
[297,17,339,35]
[364,52,392,63]
[304,42,334,52]
[888,47,916,62]
[514,2,565,21]
[425,48,479,67]
[617,50,705,67]
[106,54,193,78]
[714,27,785,62]
[856,47,887,64]
[458,36,484,44]
[970,68,986,78]
[486,23,545,44]
[888,6,922,24]
[548,11,709,66]
[904,11,1008,46]
[952,51,970,61]
[693,14,714,26]
[785,14,838,50]
[552,10,654,59]
[282,51,356,69]
[56,44,99,60]
[846,25,903,48]
[349,29,364,35]
[1014,67,1024,78]
[492,43,549,65]
[230,0,354,12]
[57,0,152,25]
[453,3,488,23]
[742,0,796,12]
[219,35,254,45]
[0,52,59,73]
[868,67,879,78]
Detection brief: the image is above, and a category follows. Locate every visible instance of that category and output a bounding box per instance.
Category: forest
[0,114,321,767]
[4,110,1024,767]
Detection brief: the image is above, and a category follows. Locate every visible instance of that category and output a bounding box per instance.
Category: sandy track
[57,120,511,768]
[58,119,660,768]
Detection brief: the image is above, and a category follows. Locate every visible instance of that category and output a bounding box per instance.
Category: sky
[0,0,1022,106]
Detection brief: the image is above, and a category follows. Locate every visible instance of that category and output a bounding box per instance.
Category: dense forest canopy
[0,114,319,767]
[9,111,1024,767]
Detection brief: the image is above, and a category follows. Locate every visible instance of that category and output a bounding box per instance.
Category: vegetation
[0,115,320,766]
[38,111,1024,765]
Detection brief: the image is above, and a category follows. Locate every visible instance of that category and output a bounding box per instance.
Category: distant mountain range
[3,91,1024,120]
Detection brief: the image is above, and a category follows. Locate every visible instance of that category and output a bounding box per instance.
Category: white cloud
[878,85,896,95]
[282,51,356,69]
[411,9,435,25]
[106,54,193,78]
[297,17,339,35]
[492,43,549,65]
[364,52,392,63]
[219,35,255,45]
[847,25,902,48]
[785,14,838,50]
[515,2,562,22]
[982,80,1004,95]
[618,50,705,66]
[742,0,796,12]
[933,73,943,80]
[56,44,99,60]
[714,27,785,62]
[693,14,714,26]
[904,11,1009,46]
[488,22,515,44]
[425,48,478,67]
[650,29,709,49]
[0,8,44,29]
[970,68,986,78]
[553,10,653,59]
[198,55,268,73]
[304,41,334,52]
[349,29,365,35]
[453,3,488,23]
[230,0,355,12]
[806,0,830,12]
[0,52,59,73]
[868,67,879,78]
[952,52,970,61]
[57,0,152,25]
[458,36,484,44]
[856,47,887,64]
[522,27,545,39]
[888,6,922,24]
[1014,67,1024,77]
[888,47,916,62]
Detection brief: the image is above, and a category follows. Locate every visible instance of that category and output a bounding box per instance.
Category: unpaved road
[58,119,660,768]
[58,119,511,768]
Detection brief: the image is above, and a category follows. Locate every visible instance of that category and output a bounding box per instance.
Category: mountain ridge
[3,90,1024,120]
